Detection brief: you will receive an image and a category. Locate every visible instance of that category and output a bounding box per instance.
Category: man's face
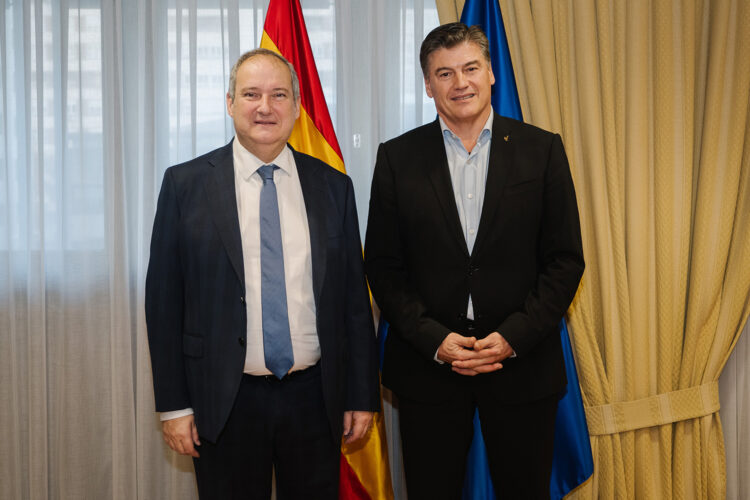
[226,55,300,159]
[424,41,495,129]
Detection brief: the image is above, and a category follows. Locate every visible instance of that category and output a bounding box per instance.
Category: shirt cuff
[434,347,445,364]
[160,408,194,421]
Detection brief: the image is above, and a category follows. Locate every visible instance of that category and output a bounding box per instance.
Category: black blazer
[146,141,379,443]
[365,114,584,403]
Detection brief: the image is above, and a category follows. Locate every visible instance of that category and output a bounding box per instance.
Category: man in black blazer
[146,48,378,499]
[365,23,584,499]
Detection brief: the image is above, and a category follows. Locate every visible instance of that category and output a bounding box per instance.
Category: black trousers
[192,364,339,500]
[398,387,559,500]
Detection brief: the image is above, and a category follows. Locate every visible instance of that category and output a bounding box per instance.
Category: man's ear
[424,77,433,99]
[226,93,234,117]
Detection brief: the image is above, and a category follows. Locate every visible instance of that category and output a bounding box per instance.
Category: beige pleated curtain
[437,0,750,498]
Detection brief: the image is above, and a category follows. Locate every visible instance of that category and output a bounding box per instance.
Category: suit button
[238,337,246,347]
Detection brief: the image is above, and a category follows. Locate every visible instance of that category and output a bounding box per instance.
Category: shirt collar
[439,108,494,147]
[233,139,294,181]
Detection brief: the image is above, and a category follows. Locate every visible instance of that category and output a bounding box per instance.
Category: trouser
[193,363,339,500]
[398,389,558,500]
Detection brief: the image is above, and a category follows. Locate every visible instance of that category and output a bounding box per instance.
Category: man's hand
[162,414,201,457]
[437,332,480,364]
[343,411,374,444]
[451,332,513,376]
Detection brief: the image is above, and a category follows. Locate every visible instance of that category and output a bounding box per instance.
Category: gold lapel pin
[504,135,510,142]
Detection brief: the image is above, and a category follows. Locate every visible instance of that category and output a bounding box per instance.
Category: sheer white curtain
[0,0,437,498]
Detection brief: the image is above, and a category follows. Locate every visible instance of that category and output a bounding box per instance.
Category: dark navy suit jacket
[146,140,379,443]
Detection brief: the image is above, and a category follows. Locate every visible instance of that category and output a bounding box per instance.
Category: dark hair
[419,22,491,77]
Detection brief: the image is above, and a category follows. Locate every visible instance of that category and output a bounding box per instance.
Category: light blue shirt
[439,111,493,321]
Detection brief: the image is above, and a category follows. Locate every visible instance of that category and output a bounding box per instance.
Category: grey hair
[227,48,300,102]
[419,22,491,77]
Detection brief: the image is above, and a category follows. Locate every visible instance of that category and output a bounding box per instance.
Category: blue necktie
[258,164,294,379]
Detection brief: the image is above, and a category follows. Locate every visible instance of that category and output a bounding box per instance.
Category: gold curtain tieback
[584,381,719,436]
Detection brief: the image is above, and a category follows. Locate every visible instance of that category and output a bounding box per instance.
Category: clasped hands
[437,331,514,376]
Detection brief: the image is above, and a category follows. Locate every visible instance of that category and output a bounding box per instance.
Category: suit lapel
[293,149,327,306]
[425,120,470,257]
[473,114,514,256]
[205,141,245,285]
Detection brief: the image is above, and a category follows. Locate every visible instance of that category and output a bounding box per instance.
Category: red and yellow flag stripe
[260,1,393,499]
[260,2,344,173]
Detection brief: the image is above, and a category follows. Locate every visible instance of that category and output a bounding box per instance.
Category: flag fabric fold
[261,2,393,498]
[459,1,594,499]
[550,320,595,499]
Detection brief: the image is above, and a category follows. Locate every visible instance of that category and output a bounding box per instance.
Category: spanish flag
[261,1,394,499]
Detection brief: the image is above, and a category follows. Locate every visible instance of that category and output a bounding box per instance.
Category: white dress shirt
[233,140,320,375]
[160,140,320,421]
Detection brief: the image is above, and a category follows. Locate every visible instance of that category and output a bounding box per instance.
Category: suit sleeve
[145,167,191,412]
[498,134,585,356]
[365,143,452,361]
[341,177,381,411]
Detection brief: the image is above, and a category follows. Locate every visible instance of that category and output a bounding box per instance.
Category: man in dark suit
[146,48,379,500]
[365,23,584,499]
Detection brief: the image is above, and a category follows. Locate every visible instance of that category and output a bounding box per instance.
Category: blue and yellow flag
[458,1,594,498]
